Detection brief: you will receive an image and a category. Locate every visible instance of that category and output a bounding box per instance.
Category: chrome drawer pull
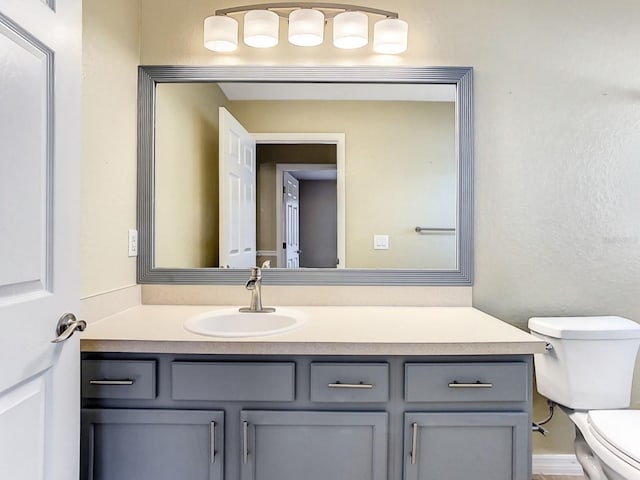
[327,382,374,389]
[242,421,249,464]
[410,422,418,465]
[89,379,135,386]
[448,381,493,388]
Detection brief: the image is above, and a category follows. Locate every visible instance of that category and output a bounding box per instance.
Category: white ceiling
[218,82,456,102]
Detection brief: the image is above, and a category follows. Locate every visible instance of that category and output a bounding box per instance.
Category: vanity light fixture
[203,2,408,53]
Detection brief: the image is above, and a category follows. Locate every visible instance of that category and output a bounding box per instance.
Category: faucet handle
[249,266,261,280]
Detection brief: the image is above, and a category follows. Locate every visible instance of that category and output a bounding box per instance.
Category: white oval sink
[184,307,306,338]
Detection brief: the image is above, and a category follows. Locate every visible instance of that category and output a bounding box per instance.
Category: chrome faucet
[239,267,275,313]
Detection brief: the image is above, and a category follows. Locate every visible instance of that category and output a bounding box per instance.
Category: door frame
[252,133,346,269]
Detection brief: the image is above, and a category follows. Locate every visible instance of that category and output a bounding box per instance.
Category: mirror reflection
[154,81,457,271]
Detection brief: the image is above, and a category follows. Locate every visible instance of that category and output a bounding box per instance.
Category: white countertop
[80,305,546,356]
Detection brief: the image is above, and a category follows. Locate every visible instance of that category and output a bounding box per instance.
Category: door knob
[51,313,87,343]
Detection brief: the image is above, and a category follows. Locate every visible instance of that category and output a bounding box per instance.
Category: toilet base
[574,426,609,480]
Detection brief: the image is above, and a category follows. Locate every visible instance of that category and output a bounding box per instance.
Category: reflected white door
[219,107,257,268]
[0,1,81,480]
[283,172,300,268]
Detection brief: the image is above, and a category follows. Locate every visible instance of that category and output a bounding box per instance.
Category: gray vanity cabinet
[80,354,533,480]
[81,409,224,480]
[403,412,529,480]
[240,410,388,480]
[403,362,531,480]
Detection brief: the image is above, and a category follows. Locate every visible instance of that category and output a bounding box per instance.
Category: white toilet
[529,316,640,480]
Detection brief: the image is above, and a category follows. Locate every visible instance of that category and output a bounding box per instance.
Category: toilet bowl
[567,410,640,480]
[528,316,640,480]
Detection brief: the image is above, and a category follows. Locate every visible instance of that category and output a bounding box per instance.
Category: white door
[0,1,81,479]
[219,107,257,268]
[283,172,300,268]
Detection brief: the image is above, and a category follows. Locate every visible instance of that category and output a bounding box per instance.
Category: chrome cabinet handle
[410,422,418,465]
[242,421,248,464]
[51,313,86,343]
[327,382,374,389]
[448,381,493,388]
[89,379,135,386]
[210,421,216,464]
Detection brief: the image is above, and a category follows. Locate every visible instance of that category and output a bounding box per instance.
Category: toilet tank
[528,316,640,410]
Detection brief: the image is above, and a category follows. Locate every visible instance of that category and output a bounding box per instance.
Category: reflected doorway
[278,164,338,269]
[253,135,346,269]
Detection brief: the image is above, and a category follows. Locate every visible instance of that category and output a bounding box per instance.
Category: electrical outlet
[373,234,389,250]
[128,229,138,257]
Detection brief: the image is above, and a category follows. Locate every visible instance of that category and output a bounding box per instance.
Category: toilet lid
[588,410,640,467]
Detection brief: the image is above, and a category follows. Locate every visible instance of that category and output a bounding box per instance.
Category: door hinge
[283,242,286,249]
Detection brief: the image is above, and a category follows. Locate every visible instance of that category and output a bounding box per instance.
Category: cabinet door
[241,410,387,480]
[81,409,223,480]
[404,412,529,480]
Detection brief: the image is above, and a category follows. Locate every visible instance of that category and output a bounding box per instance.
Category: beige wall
[82,0,640,455]
[81,0,140,297]
[155,83,228,267]
[154,97,455,269]
[230,100,456,269]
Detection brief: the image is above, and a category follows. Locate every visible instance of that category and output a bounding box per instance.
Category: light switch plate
[373,234,389,250]
[128,229,138,257]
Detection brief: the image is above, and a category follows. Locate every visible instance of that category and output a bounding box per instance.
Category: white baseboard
[533,454,584,476]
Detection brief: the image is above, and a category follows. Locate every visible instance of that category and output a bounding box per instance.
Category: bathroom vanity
[80,306,545,480]
[85,63,543,480]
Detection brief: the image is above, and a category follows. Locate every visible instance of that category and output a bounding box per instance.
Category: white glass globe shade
[204,15,238,52]
[373,18,408,54]
[333,11,368,49]
[288,9,324,46]
[244,10,279,48]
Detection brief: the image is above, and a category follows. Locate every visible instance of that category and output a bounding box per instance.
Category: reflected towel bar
[414,226,456,233]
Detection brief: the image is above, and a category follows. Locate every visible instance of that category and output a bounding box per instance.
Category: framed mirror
[138,65,473,285]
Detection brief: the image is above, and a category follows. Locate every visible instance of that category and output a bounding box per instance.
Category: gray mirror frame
[138,65,473,286]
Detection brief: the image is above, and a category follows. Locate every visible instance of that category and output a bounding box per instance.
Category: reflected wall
[155,83,456,270]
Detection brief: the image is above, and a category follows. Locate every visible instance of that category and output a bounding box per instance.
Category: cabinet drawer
[405,362,528,403]
[172,362,295,401]
[82,360,157,400]
[310,363,389,403]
